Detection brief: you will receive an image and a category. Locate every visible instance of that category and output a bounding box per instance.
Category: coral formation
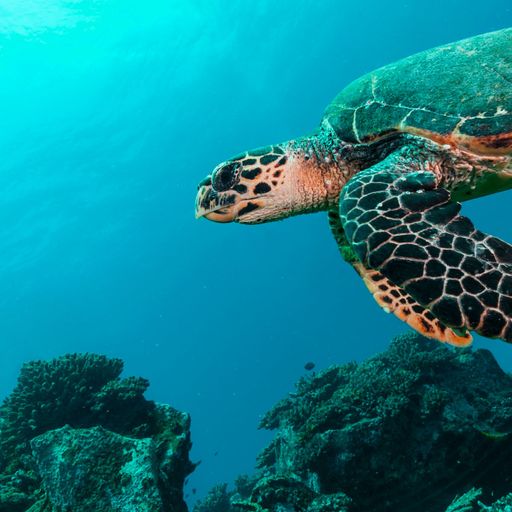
[195,334,512,512]
[193,484,232,512]
[0,353,194,512]
[6,334,512,512]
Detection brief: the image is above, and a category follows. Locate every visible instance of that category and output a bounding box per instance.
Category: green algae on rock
[0,353,195,512]
[31,425,163,512]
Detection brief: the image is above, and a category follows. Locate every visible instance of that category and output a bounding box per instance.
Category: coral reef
[6,334,512,512]
[0,353,194,512]
[195,334,512,512]
[193,484,232,512]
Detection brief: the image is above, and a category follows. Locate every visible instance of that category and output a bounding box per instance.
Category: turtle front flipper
[328,210,472,346]
[353,263,472,346]
[339,146,512,343]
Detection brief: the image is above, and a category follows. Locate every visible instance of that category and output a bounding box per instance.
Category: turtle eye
[212,162,241,192]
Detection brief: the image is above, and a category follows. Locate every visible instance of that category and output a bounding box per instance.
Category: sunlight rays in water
[0,0,99,36]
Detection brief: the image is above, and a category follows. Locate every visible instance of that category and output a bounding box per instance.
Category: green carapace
[195,28,512,346]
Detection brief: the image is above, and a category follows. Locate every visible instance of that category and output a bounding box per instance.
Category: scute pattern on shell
[324,28,512,154]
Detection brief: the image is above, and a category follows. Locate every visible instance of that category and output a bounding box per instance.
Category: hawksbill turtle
[195,28,512,347]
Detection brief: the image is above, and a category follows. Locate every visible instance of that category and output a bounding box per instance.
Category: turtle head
[195,137,347,224]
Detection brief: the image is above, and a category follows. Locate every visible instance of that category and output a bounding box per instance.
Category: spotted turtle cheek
[233,184,248,194]
[234,200,268,223]
[254,183,271,195]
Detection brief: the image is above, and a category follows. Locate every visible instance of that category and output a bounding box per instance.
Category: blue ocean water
[0,0,511,505]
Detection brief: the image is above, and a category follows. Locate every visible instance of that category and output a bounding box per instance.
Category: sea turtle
[195,28,512,346]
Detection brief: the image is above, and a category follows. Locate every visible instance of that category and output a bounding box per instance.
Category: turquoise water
[0,0,511,504]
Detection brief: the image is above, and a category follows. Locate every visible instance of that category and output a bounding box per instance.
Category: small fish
[304,362,315,371]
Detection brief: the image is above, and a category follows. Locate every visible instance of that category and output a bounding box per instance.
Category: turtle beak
[195,180,237,223]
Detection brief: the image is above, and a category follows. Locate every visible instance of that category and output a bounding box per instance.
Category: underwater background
[0,0,511,506]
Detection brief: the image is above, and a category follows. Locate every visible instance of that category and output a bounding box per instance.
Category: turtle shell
[324,28,512,155]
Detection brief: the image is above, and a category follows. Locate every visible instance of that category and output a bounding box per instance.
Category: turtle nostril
[198,176,212,190]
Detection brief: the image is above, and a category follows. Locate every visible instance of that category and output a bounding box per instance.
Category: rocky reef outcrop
[195,334,512,512]
[0,353,195,512]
